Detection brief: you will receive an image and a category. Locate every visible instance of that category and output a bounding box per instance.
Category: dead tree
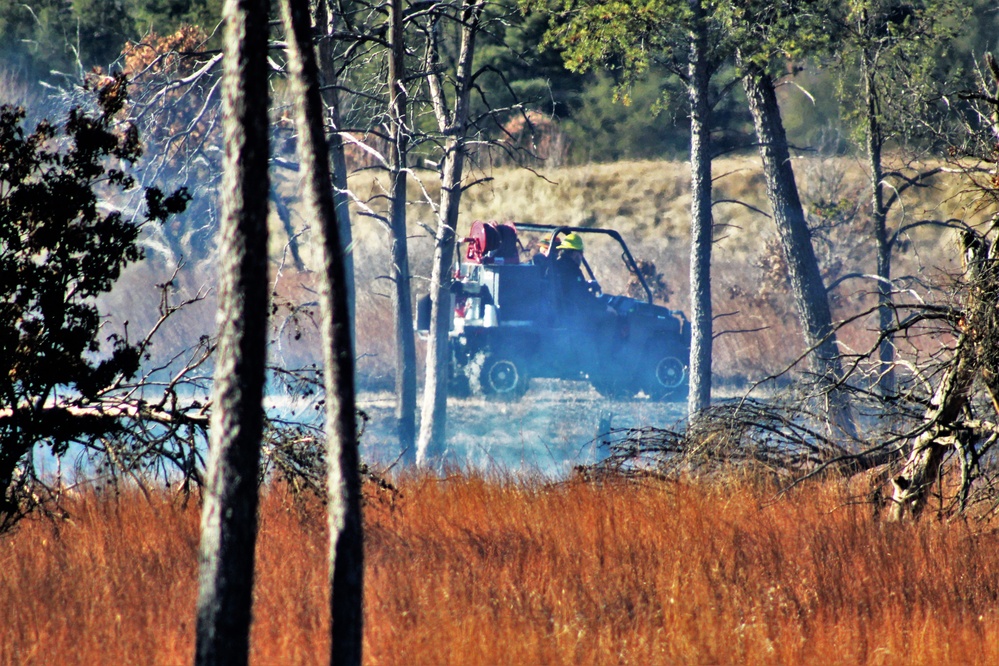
[416,0,486,466]
[122,24,322,280]
[887,53,999,520]
[194,0,271,661]
[889,230,999,519]
[279,0,364,660]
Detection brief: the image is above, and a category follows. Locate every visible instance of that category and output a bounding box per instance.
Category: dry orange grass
[5,475,999,665]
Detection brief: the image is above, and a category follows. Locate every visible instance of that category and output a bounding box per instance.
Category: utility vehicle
[417,221,690,401]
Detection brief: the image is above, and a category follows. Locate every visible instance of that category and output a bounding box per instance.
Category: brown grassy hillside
[339,155,982,258]
[3,475,999,665]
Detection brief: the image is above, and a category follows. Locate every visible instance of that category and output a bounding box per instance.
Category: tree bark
[388,0,418,464]
[686,0,713,418]
[279,0,364,659]
[740,59,855,439]
[315,0,357,336]
[417,1,484,466]
[194,0,270,660]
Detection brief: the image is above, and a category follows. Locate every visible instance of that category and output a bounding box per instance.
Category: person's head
[538,238,551,256]
[556,232,584,262]
[557,232,583,252]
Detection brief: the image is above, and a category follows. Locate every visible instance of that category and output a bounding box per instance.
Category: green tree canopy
[0,74,188,530]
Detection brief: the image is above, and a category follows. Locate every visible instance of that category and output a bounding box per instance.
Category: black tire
[470,352,530,400]
[641,353,688,402]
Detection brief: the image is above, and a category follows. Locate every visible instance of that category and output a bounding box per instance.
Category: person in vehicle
[551,232,601,306]
[531,235,559,269]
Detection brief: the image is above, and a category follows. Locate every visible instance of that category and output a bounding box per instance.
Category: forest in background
[3,0,998,163]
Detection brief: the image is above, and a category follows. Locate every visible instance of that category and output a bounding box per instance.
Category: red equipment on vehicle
[462,220,521,264]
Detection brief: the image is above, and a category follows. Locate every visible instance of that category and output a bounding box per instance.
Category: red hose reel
[461,220,520,265]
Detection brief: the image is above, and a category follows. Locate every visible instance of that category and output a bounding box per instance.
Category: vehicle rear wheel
[641,353,688,402]
[471,352,530,400]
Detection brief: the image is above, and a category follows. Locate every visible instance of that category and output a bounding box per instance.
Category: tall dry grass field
[4,475,999,665]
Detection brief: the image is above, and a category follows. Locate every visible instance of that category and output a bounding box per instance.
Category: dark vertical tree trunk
[279,0,364,659]
[740,60,855,438]
[861,41,896,397]
[194,0,270,660]
[271,188,307,272]
[388,0,418,463]
[417,1,484,466]
[315,0,357,335]
[686,0,713,418]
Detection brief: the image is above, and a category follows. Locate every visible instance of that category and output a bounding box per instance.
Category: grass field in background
[88,152,985,405]
[107,155,981,391]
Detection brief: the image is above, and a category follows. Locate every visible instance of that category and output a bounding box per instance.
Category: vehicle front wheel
[471,352,530,400]
[641,353,688,402]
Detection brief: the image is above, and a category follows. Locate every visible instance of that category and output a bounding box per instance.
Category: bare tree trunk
[861,41,896,397]
[417,1,484,466]
[280,0,364,659]
[388,0,418,463]
[271,188,307,272]
[889,335,976,520]
[315,0,357,334]
[686,0,713,418]
[194,0,270,660]
[889,233,996,520]
[416,149,461,466]
[740,59,855,439]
